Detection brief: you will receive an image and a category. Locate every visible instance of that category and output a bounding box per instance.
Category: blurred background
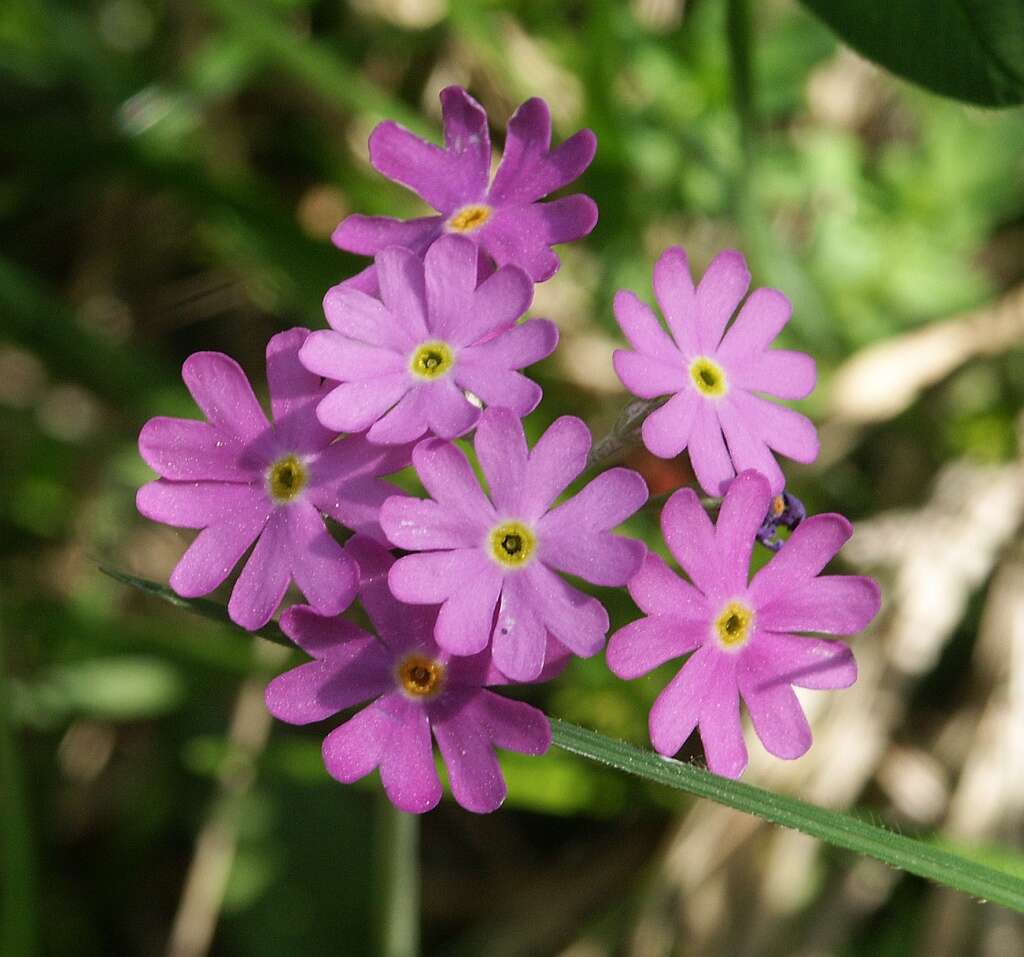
[3,0,1024,954]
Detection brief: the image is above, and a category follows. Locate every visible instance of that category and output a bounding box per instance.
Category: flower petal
[475,691,551,754]
[758,575,881,636]
[368,121,469,213]
[321,281,416,351]
[409,437,495,524]
[728,350,816,401]
[652,246,700,356]
[661,487,722,599]
[492,572,549,681]
[716,287,792,364]
[322,701,388,784]
[279,604,373,658]
[738,649,812,760]
[434,565,504,656]
[168,505,270,597]
[376,246,429,341]
[614,351,689,400]
[540,530,646,587]
[641,389,699,458]
[379,496,484,551]
[697,658,747,778]
[686,400,735,496]
[228,509,294,630]
[613,289,679,358]
[627,552,710,619]
[331,213,441,261]
[182,351,269,445]
[524,562,609,658]
[695,249,750,353]
[439,85,491,200]
[387,548,487,604]
[376,695,444,813]
[315,377,410,435]
[312,476,398,544]
[649,644,716,756]
[423,379,480,439]
[733,391,819,464]
[432,701,507,813]
[541,466,648,535]
[424,234,479,341]
[455,366,542,419]
[366,388,430,445]
[265,328,329,440]
[748,513,853,603]
[717,398,785,495]
[458,318,557,372]
[137,479,264,528]
[607,615,706,679]
[520,415,590,520]
[139,418,256,482]
[473,405,529,515]
[749,632,857,691]
[713,469,773,594]
[300,331,405,382]
[286,502,359,617]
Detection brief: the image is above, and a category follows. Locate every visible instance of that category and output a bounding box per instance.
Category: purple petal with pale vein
[139,418,256,482]
[520,415,590,520]
[423,379,480,439]
[458,318,557,370]
[694,250,751,352]
[376,246,429,340]
[539,466,647,541]
[300,331,405,382]
[687,400,735,496]
[661,487,723,599]
[453,366,542,418]
[424,234,478,341]
[728,350,815,401]
[322,282,414,352]
[492,573,548,681]
[286,501,359,617]
[280,604,373,659]
[432,701,507,813]
[733,391,819,464]
[368,120,469,213]
[182,352,269,444]
[136,479,264,530]
[613,289,680,358]
[752,632,857,691]
[488,97,596,206]
[697,657,748,778]
[614,351,688,399]
[627,552,710,619]
[379,496,484,550]
[749,514,853,603]
[387,548,488,604]
[366,388,429,445]
[717,399,785,494]
[540,530,646,586]
[410,437,495,524]
[453,264,534,346]
[716,287,792,363]
[481,633,570,687]
[315,376,410,435]
[376,695,443,814]
[524,562,608,658]
[473,406,528,515]
[168,506,270,597]
[738,649,812,759]
[713,470,772,593]
[649,645,716,756]
[758,575,881,636]
[472,691,551,754]
[322,702,388,783]
[641,389,699,458]
[479,196,596,282]
[652,246,700,356]
[434,565,504,656]
[439,86,490,198]
[264,639,392,725]
[606,615,707,679]
[228,509,293,630]
[331,213,441,259]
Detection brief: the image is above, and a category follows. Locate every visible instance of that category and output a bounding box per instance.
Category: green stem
[551,719,1024,913]
[586,397,666,472]
[0,614,39,957]
[726,0,756,169]
[374,796,419,957]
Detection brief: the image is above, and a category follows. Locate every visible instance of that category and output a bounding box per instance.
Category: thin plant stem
[374,797,420,957]
[0,612,39,957]
[586,397,666,472]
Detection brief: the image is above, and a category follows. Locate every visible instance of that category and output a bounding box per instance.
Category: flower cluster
[139,87,880,811]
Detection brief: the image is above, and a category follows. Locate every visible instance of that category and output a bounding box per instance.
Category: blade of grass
[550,718,1024,913]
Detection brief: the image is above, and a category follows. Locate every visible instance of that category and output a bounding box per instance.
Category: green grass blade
[99,566,292,649]
[550,719,1024,912]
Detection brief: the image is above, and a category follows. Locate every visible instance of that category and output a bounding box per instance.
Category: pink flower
[300,235,557,445]
[606,470,880,778]
[380,407,649,682]
[334,86,597,290]
[136,328,411,631]
[613,247,819,495]
[265,537,557,814]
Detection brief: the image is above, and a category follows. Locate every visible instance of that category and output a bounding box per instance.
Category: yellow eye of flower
[714,600,754,650]
[267,454,308,503]
[446,204,492,233]
[689,356,728,398]
[397,654,445,699]
[488,520,537,569]
[410,341,454,380]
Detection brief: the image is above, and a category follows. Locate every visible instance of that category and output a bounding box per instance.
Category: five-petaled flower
[265,537,558,814]
[613,247,819,496]
[606,470,880,779]
[136,328,412,631]
[300,234,557,444]
[333,86,597,291]
[380,407,649,682]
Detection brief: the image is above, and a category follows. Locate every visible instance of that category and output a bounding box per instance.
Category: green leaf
[550,719,1024,912]
[797,0,1024,106]
[99,566,293,649]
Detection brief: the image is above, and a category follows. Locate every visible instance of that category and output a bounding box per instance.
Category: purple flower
[299,234,557,444]
[136,328,412,631]
[334,86,597,290]
[613,247,819,496]
[380,407,648,682]
[606,470,880,778]
[265,537,557,814]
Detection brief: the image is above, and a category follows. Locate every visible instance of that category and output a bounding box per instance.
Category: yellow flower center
[714,600,754,650]
[267,453,308,503]
[771,494,786,518]
[396,654,445,699]
[446,203,492,233]
[410,340,454,380]
[689,356,728,398]
[488,520,537,569]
